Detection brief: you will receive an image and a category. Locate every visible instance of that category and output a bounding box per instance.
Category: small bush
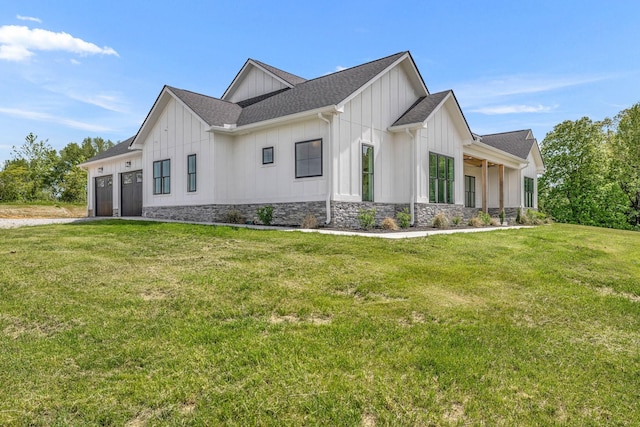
[524,209,550,225]
[396,208,411,229]
[357,208,376,230]
[516,207,522,224]
[479,211,491,226]
[300,214,318,229]
[432,212,449,228]
[225,209,245,224]
[452,216,462,226]
[490,218,500,226]
[499,209,505,225]
[256,205,274,226]
[468,216,483,227]
[381,217,399,230]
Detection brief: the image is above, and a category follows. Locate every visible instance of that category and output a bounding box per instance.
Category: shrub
[524,209,550,225]
[499,209,505,225]
[452,216,462,226]
[479,211,491,226]
[256,205,274,226]
[300,214,318,229]
[516,207,522,224]
[381,217,399,230]
[432,212,449,228]
[357,208,376,230]
[225,209,245,224]
[468,216,483,227]
[490,218,500,226]
[396,208,411,229]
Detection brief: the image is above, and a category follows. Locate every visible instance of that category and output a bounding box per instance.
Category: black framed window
[262,147,274,165]
[362,144,374,202]
[187,154,196,192]
[465,175,475,208]
[295,139,322,178]
[429,152,454,204]
[153,159,170,194]
[524,176,534,208]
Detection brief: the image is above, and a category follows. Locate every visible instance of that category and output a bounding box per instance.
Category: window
[295,139,322,178]
[465,175,476,208]
[362,145,374,202]
[524,176,534,208]
[429,153,455,204]
[262,147,274,165]
[153,159,170,194]
[187,154,196,192]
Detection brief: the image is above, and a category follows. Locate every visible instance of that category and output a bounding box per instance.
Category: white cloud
[470,104,556,115]
[66,92,130,113]
[0,107,114,132]
[455,74,612,106]
[0,25,118,62]
[70,58,81,65]
[17,15,42,24]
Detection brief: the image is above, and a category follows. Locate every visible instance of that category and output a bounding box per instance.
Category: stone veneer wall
[488,207,521,224]
[142,202,529,229]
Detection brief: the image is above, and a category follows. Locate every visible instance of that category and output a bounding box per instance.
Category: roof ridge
[295,51,408,86]
[481,129,531,137]
[166,85,238,106]
[249,59,307,85]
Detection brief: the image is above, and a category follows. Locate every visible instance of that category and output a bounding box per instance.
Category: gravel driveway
[0,217,105,229]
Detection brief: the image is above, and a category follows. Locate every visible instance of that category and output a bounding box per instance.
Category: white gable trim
[337,53,428,111]
[221,59,296,101]
[130,87,209,149]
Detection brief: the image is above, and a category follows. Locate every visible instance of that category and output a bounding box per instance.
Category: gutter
[318,113,332,225]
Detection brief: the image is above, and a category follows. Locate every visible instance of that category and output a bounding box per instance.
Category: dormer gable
[222,59,306,103]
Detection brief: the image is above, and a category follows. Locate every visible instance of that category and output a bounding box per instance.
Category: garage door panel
[95,175,113,217]
[121,170,142,216]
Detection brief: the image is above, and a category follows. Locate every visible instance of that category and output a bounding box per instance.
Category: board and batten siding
[521,151,539,208]
[143,97,215,207]
[86,153,142,215]
[220,117,328,204]
[334,65,419,203]
[416,102,465,204]
[226,66,289,103]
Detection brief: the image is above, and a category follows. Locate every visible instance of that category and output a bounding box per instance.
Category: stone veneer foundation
[142,201,524,228]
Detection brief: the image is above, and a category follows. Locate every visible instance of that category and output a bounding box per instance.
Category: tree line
[0,133,114,203]
[539,102,640,230]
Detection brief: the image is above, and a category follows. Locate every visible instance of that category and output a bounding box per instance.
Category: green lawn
[1,221,639,426]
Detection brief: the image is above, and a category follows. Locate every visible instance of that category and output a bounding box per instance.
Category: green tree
[0,159,31,201]
[611,103,640,227]
[539,117,628,228]
[11,133,59,200]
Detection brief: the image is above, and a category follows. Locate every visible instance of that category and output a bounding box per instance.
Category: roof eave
[467,140,529,166]
[78,149,141,168]
[208,105,342,134]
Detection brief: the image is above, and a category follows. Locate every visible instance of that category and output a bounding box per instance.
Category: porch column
[498,164,504,212]
[481,159,488,213]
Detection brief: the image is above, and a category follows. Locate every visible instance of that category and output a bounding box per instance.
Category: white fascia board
[167,88,211,129]
[208,105,341,134]
[337,53,413,110]
[78,150,142,168]
[222,60,295,101]
[465,141,528,169]
[131,87,172,147]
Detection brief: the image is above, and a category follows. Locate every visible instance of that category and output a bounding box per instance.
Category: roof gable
[168,86,242,127]
[235,51,415,127]
[222,59,306,102]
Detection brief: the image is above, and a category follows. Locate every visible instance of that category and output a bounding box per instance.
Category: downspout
[318,113,332,225]
[405,128,416,225]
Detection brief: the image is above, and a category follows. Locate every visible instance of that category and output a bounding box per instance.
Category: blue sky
[1,1,639,165]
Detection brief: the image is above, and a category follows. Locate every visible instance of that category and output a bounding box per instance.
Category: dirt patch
[597,286,640,303]
[269,313,332,325]
[0,204,86,219]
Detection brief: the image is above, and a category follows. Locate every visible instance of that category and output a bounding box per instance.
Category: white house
[80,51,544,227]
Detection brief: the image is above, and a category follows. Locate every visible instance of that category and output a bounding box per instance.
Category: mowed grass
[0,222,639,426]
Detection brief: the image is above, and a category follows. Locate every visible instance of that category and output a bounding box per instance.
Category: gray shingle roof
[480,130,534,160]
[167,86,242,127]
[251,59,307,86]
[236,51,408,126]
[391,90,451,127]
[84,136,136,163]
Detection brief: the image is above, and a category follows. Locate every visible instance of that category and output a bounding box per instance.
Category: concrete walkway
[0,216,530,239]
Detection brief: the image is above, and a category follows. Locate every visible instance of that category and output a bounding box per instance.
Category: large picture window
[153,159,170,194]
[524,176,534,208]
[429,153,455,204]
[295,139,322,178]
[187,154,196,192]
[362,145,374,202]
